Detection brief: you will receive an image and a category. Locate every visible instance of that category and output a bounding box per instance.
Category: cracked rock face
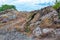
[0,6,59,40]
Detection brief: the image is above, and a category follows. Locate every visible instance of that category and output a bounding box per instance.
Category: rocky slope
[0,6,60,40]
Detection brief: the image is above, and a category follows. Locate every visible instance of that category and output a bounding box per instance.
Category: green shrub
[0,4,16,12]
[53,1,60,19]
[53,2,60,9]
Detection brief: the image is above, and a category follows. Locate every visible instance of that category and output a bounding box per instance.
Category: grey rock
[4,31,33,40]
[0,28,34,40]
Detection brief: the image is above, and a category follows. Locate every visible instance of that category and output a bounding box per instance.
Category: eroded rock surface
[0,6,60,40]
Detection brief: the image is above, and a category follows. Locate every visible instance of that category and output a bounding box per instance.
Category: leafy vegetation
[53,2,60,9]
[0,4,16,12]
[53,0,60,19]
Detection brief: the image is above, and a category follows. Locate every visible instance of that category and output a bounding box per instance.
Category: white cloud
[10,0,40,5]
[0,0,9,6]
[11,0,55,4]
[0,0,7,3]
[40,0,54,3]
[0,0,55,6]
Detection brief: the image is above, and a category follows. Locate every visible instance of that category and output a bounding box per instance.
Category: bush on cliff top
[53,2,60,9]
[53,1,60,19]
[0,4,16,12]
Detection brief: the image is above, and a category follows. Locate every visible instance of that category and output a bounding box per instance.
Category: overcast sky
[0,0,56,11]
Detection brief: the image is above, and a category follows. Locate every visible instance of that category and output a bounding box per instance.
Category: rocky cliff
[13,6,60,39]
[0,6,60,40]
